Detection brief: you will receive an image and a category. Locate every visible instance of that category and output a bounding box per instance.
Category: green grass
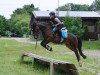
[0,39,49,75]
[0,38,100,75]
[83,41,100,50]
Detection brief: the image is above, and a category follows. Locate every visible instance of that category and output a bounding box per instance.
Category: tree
[23,4,39,15]
[11,4,39,17]
[97,19,100,27]
[10,4,39,37]
[56,3,90,11]
[90,0,100,11]
[10,13,30,36]
[63,17,85,36]
[71,4,90,11]
[56,4,70,11]
[0,15,9,36]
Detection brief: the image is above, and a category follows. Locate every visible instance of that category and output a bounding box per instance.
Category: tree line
[0,4,39,37]
[0,0,100,37]
[56,0,100,11]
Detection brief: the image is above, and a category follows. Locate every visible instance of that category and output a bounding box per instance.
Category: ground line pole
[32,57,34,66]
[50,61,54,75]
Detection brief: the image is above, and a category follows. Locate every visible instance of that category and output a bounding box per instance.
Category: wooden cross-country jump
[21,52,79,75]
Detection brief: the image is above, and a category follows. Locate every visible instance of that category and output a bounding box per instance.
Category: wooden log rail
[21,52,79,75]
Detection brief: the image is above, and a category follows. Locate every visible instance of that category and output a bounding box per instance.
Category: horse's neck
[38,25,53,38]
[39,25,47,31]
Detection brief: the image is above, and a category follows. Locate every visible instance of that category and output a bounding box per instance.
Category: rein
[35,38,38,49]
[33,22,52,49]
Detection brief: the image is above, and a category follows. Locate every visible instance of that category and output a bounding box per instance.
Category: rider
[49,11,64,37]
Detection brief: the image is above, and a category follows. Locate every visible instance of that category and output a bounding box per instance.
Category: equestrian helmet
[49,12,55,16]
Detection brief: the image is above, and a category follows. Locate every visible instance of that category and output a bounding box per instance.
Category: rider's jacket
[51,17,63,26]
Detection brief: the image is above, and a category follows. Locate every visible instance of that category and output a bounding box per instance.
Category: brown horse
[30,21,86,66]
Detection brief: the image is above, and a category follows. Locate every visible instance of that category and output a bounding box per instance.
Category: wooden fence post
[50,61,54,75]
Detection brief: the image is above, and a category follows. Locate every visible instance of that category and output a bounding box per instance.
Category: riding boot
[58,31,64,44]
[53,30,58,38]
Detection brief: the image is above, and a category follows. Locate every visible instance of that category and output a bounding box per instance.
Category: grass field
[0,38,100,75]
[83,41,100,50]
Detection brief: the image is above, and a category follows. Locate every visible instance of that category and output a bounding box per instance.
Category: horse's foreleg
[40,40,52,51]
[45,44,52,51]
[41,40,46,48]
[45,37,54,51]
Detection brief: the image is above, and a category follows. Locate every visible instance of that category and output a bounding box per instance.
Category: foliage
[10,13,30,36]
[0,15,9,36]
[56,3,90,11]
[56,4,70,11]
[56,1,100,11]
[83,41,100,49]
[63,17,85,36]
[0,4,39,37]
[97,19,100,27]
[90,0,100,11]
[9,4,39,37]
[11,4,39,17]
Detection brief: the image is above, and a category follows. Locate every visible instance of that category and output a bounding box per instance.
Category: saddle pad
[61,31,68,38]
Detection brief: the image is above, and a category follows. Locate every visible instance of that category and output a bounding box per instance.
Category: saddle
[53,27,68,43]
[53,27,68,38]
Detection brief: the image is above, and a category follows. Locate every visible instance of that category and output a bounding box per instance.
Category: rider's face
[50,15,54,19]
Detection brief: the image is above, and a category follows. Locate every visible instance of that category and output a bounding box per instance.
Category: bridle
[31,22,40,39]
[31,22,51,39]
[31,22,40,49]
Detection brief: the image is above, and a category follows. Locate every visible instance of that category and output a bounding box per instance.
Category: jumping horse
[30,21,86,67]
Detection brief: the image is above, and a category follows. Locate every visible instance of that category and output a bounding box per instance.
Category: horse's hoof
[47,47,52,51]
[50,48,53,51]
[79,64,82,67]
[79,61,82,67]
[83,55,87,59]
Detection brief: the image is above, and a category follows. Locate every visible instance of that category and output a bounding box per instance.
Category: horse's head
[30,21,53,39]
[31,21,40,39]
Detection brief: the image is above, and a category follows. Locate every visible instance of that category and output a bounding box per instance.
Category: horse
[30,21,86,67]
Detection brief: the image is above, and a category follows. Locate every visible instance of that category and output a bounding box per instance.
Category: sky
[0,0,94,19]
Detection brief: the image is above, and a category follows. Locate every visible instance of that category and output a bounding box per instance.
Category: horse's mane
[36,22,51,30]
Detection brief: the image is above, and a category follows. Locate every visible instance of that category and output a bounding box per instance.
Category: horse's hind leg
[78,46,86,59]
[74,50,82,67]
[65,42,82,66]
[77,37,87,59]
[68,42,81,65]
[74,50,80,62]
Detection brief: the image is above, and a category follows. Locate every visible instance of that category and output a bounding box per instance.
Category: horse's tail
[77,36,87,59]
